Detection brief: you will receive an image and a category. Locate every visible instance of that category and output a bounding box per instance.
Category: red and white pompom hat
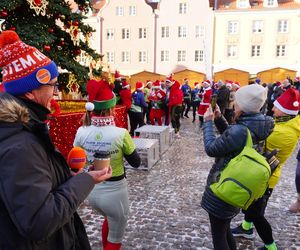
[135,81,144,90]
[152,80,161,89]
[122,81,130,89]
[273,88,300,115]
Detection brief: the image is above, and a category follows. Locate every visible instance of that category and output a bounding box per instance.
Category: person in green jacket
[231,88,300,250]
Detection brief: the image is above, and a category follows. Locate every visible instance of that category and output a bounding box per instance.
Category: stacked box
[125,138,160,170]
[135,125,169,155]
[169,127,175,145]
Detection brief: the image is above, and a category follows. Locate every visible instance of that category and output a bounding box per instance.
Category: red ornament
[73,49,81,56]
[72,21,79,26]
[60,40,65,46]
[33,0,42,6]
[79,6,84,11]
[9,27,16,31]
[0,10,8,18]
[43,45,51,51]
[48,28,54,33]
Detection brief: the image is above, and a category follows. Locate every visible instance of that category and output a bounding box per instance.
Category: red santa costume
[148,80,166,125]
[119,81,132,111]
[198,80,212,116]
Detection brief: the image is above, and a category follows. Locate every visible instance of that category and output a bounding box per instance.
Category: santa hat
[146,80,152,86]
[166,76,174,84]
[136,81,144,90]
[184,78,188,83]
[233,82,240,88]
[226,82,232,89]
[86,79,116,111]
[203,80,211,87]
[114,70,121,80]
[122,81,130,89]
[273,88,300,115]
[152,80,160,89]
[0,31,59,96]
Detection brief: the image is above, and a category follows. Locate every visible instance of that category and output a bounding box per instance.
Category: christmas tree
[0,0,100,91]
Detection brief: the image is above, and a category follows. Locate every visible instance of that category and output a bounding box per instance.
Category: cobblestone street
[78,115,300,250]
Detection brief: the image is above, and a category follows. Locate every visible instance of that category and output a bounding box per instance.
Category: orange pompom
[0,31,20,49]
[67,147,87,170]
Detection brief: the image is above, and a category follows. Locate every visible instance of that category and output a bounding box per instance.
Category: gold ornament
[69,23,80,46]
[67,74,81,100]
[27,0,49,16]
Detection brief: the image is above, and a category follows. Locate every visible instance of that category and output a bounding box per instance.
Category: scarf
[91,116,115,127]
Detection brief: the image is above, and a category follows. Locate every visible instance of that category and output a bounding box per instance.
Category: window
[195,25,205,38]
[251,45,261,57]
[121,51,130,63]
[177,50,186,62]
[106,29,114,40]
[161,50,169,62]
[161,26,170,38]
[278,20,288,33]
[237,0,249,8]
[228,21,239,34]
[121,28,130,39]
[178,26,187,38]
[195,50,204,62]
[139,28,147,39]
[138,51,147,63]
[106,52,114,63]
[227,45,237,57]
[252,20,263,33]
[179,2,187,14]
[129,6,136,16]
[116,6,124,16]
[264,0,278,7]
[276,45,286,57]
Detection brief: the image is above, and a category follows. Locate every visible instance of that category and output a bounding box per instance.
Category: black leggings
[243,188,274,245]
[209,214,236,250]
[128,110,145,135]
[170,105,182,133]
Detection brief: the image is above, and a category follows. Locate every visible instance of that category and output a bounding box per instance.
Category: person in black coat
[201,84,274,250]
[0,31,112,249]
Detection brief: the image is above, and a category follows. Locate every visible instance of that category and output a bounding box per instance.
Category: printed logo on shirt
[95,132,103,141]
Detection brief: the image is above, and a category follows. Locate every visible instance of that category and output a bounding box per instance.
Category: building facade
[211,0,300,78]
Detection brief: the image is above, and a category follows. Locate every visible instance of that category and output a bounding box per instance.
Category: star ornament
[0,19,5,32]
[27,0,49,16]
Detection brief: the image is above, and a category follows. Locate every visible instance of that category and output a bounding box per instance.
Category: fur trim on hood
[0,92,29,123]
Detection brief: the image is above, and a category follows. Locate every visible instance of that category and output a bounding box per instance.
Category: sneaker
[231,224,255,239]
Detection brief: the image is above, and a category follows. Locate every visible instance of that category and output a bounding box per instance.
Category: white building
[211,0,300,77]
[155,0,214,78]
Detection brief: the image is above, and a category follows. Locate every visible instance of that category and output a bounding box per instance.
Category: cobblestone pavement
[78,114,300,250]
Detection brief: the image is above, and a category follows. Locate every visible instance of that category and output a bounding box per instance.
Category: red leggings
[150,109,164,125]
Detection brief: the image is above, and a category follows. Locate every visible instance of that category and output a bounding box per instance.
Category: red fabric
[102,218,109,248]
[49,105,128,158]
[168,81,183,107]
[148,89,166,102]
[104,242,121,250]
[87,79,113,103]
[50,99,61,117]
[119,88,132,111]
[198,87,212,116]
[150,109,164,125]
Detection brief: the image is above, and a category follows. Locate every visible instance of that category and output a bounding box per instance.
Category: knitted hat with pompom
[0,30,58,96]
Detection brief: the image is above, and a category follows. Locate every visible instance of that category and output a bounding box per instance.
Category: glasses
[42,82,59,93]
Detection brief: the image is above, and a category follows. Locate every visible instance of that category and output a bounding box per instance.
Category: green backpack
[210,129,271,210]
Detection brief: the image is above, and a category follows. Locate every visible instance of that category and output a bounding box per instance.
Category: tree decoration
[0,19,5,32]
[67,74,81,99]
[0,10,8,18]
[69,21,80,45]
[26,0,49,16]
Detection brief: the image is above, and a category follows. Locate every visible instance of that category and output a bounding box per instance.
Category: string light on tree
[26,0,49,16]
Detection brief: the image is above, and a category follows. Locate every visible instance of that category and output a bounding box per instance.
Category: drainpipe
[153,11,158,73]
[100,17,104,54]
[214,0,218,10]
